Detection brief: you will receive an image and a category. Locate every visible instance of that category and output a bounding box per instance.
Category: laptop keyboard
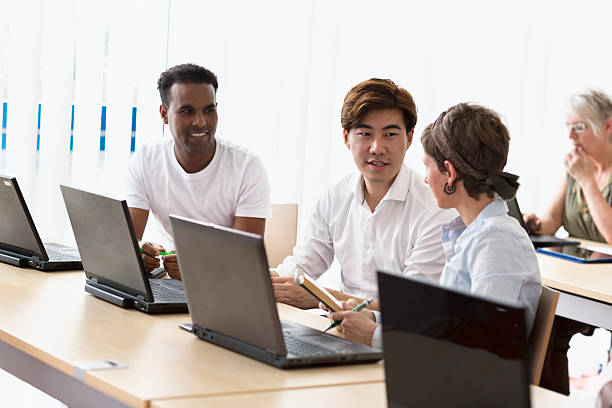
[150,280,185,303]
[283,334,340,357]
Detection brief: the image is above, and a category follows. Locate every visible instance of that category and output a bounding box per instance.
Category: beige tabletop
[149,382,594,408]
[537,239,612,304]
[0,264,383,408]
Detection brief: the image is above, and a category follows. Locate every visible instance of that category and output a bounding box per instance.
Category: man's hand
[272,276,319,309]
[328,299,377,346]
[139,242,164,272]
[564,146,596,186]
[162,254,181,280]
[522,213,542,234]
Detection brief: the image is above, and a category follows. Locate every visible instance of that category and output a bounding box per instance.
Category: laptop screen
[506,198,528,231]
[0,176,46,258]
[170,215,286,356]
[377,271,530,408]
[61,185,152,300]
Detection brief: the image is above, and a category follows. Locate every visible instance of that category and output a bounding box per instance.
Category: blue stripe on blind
[1,102,6,149]
[0,103,137,152]
[100,105,106,151]
[36,103,41,150]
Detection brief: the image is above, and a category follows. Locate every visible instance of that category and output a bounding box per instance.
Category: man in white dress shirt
[272,78,455,309]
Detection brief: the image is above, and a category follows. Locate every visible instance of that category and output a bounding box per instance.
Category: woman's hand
[522,213,542,234]
[564,147,596,187]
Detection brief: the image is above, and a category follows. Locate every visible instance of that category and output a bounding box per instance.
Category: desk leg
[0,340,131,408]
[555,291,612,330]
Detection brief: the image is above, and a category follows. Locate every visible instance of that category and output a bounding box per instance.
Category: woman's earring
[443,182,456,195]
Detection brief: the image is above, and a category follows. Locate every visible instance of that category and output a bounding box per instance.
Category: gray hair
[567,89,612,138]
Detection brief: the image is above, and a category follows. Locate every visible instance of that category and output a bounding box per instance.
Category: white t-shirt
[275,164,456,300]
[126,137,271,247]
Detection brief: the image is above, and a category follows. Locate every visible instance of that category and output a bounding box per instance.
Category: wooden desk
[537,239,612,329]
[149,383,594,408]
[0,264,383,408]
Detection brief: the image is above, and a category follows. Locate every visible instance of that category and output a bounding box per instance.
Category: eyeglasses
[564,122,588,134]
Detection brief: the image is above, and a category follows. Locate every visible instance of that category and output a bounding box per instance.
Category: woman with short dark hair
[420,103,541,331]
[330,103,542,349]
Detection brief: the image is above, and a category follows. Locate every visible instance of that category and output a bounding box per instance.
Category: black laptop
[169,214,382,369]
[0,175,82,271]
[506,198,579,248]
[60,185,187,313]
[378,270,530,408]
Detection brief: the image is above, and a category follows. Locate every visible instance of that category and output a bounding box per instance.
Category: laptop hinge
[136,295,145,301]
[89,277,99,285]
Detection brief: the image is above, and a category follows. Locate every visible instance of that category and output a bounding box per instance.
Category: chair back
[527,286,559,385]
[264,204,298,268]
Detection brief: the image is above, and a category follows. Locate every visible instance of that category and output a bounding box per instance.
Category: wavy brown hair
[341,79,417,132]
[421,103,512,200]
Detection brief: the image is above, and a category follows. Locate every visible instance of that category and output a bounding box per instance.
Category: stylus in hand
[139,249,176,256]
[323,297,374,333]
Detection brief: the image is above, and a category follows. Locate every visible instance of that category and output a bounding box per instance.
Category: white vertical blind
[300,0,341,226]
[101,0,136,197]
[36,0,76,240]
[5,0,42,204]
[72,0,106,191]
[245,0,283,203]
[134,0,168,149]
[0,0,5,175]
[2,0,612,242]
[273,1,313,205]
[166,1,229,81]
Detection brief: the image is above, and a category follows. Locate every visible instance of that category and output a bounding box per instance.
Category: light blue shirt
[438,198,541,332]
[371,198,541,349]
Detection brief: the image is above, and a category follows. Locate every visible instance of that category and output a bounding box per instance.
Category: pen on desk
[322,297,374,333]
[139,249,176,256]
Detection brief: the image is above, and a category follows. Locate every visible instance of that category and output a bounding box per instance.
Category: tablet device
[537,246,612,263]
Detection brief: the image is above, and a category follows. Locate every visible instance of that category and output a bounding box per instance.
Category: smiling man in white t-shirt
[126,64,270,279]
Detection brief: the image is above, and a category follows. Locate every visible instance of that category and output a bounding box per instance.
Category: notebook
[60,185,187,313]
[169,214,383,369]
[0,175,82,271]
[378,270,530,408]
[506,198,579,248]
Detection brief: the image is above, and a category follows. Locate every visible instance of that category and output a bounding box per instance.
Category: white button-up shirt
[276,164,456,300]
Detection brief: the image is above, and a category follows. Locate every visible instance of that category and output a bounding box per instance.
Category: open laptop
[169,214,382,369]
[506,198,579,248]
[0,175,82,271]
[378,270,530,408]
[60,185,187,313]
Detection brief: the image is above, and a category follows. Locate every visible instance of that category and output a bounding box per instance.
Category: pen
[323,297,374,333]
[139,249,176,256]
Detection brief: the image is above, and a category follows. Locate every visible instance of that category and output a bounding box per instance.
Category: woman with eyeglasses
[523,89,612,396]
[523,89,612,244]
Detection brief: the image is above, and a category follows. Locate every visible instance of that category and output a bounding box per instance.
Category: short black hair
[157,63,218,106]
